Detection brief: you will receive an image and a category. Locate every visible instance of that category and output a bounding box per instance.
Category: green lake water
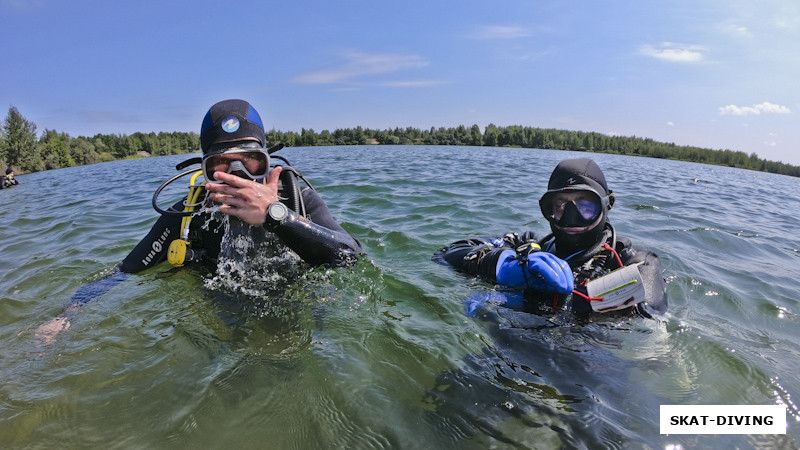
[1,145,799,448]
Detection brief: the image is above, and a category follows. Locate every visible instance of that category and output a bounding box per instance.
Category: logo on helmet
[567,177,576,185]
[221,116,240,133]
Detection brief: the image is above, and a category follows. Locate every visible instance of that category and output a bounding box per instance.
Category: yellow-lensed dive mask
[201,142,270,182]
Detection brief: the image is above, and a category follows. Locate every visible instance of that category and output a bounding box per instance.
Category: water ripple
[2,147,800,448]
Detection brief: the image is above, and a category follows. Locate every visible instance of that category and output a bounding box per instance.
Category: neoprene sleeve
[270,209,361,267]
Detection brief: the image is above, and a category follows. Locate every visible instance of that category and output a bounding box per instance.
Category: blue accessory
[69,270,131,307]
[464,290,523,317]
[221,116,240,133]
[200,99,267,153]
[246,104,264,129]
[495,250,574,294]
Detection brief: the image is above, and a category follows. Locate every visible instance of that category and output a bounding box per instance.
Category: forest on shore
[2,105,799,178]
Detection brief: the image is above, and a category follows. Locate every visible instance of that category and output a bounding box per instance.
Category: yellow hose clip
[179,171,206,240]
[169,171,206,267]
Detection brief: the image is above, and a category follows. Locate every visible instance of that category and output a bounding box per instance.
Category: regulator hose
[152,169,206,217]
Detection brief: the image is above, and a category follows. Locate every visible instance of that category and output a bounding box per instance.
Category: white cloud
[718,22,752,37]
[639,43,705,62]
[292,51,429,85]
[773,4,800,29]
[667,121,675,127]
[718,101,792,116]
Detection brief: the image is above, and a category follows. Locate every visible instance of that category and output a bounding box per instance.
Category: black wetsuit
[433,225,667,317]
[1,175,19,189]
[121,185,361,273]
[60,180,361,309]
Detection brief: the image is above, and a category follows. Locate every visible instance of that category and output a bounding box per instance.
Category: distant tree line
[271,124,800,177]
[2,105,798,178]
[0,106,197,172]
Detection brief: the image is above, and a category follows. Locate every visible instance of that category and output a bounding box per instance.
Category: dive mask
[201,142,270,182]
[554,198,601,222]
[540,189,612,228]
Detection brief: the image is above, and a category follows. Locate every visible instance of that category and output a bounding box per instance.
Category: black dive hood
[539,158,615,258]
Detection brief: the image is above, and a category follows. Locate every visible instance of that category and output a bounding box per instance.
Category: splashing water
[197,209,303,297]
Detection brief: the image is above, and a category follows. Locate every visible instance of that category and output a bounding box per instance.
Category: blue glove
[464,290,523,316]
[495,250,574,294]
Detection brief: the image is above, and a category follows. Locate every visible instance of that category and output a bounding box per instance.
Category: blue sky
[2,0,798,164]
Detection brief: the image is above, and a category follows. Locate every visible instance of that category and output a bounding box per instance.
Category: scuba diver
[433,158,667,318]
[34,99,362,346]
[2,167,19,189]
[122,98,361,271]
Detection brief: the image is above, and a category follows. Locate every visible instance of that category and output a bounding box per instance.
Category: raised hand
[205,166,283,226]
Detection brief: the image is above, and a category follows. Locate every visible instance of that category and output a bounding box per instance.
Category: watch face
[270,202,288,221]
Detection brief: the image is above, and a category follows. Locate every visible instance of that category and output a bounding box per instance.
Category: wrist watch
[265,202,289,229]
